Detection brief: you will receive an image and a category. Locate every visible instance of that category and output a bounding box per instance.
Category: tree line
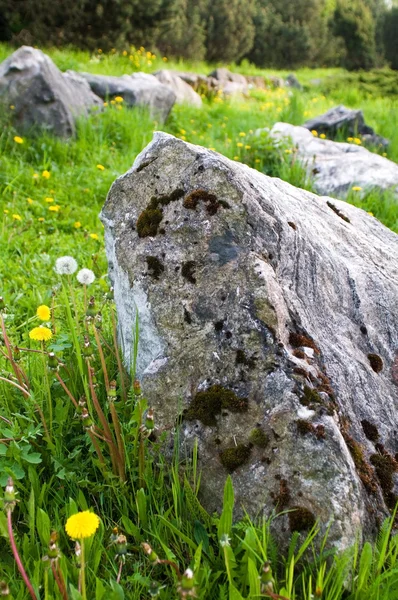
[0,0,397,70]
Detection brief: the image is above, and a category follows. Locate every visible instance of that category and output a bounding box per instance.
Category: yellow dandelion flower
[29,326,52,342]
[42,170,51,179]
[368,211,374,217]
[347,137,354,142]
[45,197,54,203]
[49,205,60,212]
[237,142,243,148]
[37,305,51,321]
[65,511,100,539]
[245,145,251,150]
[12,214,22,221]
[14,136,24,144]
[320,133,326,139]
[38,217,45,222]
[163,57,168,62]
[207,123,212,128]
[33,173,39,179]
[209,147,215,151]
[122,50,127,56]
[89,233,99,240]
[27,198,33,204]
[10,105,15,110]
[354,138,361,145]
[98,49,102,54]
[180,135,186,141]
[103,102,108,107]
[285,149,292,154]
[255,158,261,163]
[4,209,9,214]
[311,130,318,137]
[179,129,186,135]
[233,156,239,160]
[352,186,362,192]
[74,221,82,228]
[96,164,105,171]
[239,132,246,137]
[382,153,387,157]
[114,96,124,103]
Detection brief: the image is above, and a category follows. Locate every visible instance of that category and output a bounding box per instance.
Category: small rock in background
[304,104,389,149]
[270,122,398,198]
[285,73,302,90]
[154,70,202,107]
[78,71,176,123]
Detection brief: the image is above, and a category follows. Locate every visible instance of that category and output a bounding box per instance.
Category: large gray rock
[304,105,389,149]
[79,72,176,122]
[270,122,398,198]
[0,46,102,137]
[154,70,202,107]
[101,132,398,549]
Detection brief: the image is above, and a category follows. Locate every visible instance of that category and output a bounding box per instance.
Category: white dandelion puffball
[77,268,96,285]
[55,256,78,275]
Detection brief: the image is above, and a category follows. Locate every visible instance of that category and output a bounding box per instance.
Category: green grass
[0,44,398,599]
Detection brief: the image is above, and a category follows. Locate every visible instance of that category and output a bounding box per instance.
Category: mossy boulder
[102,132,398,550]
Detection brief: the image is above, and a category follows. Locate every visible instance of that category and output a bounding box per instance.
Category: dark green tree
[382,7,398,70]
[205,0,256,63]
[333,0,377,70]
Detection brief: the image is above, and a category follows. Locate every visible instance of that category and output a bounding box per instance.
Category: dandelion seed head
[77,268,95,285]
[55,256,78,275]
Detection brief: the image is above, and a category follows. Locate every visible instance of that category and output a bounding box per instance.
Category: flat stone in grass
[154,70,202,107]
[101,132,398,549]
[270,122,398,198]
[78,71,176,123]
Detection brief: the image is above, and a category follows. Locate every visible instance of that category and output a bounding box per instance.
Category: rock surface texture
[304,104,389,149]
[154,70,202,107]
[270,122,398,198]
[0,46,102,137]
[79,72,176,122]
[102,132,398,549]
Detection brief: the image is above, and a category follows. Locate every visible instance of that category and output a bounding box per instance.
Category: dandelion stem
[92,325,109,390]
[80,540,87,600]
[116,560,123,584]
[87,430,107,469]
[7,510,37,600]
[55,372,79,409]
[51,563,68,600]
[87,362,120,476]
[41,342,53,437]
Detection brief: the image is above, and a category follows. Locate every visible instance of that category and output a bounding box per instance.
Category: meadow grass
[0,44,398,599]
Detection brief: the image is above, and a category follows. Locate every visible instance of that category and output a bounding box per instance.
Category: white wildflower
[55,256,78,275]
[77,268,96,285]
[219,534,231,547]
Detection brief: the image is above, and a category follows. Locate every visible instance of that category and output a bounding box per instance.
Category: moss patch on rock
[183,188,230,215]
[367,353,383,373]
[146,256,164,280]
[289,332,320,354]
[361,419,379,443]
[220,444,251,472]
[289,506,316,532]
[249,427,269,448]
[185,385,248,426]
[136,189,185,237]
[370,448,398,510]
